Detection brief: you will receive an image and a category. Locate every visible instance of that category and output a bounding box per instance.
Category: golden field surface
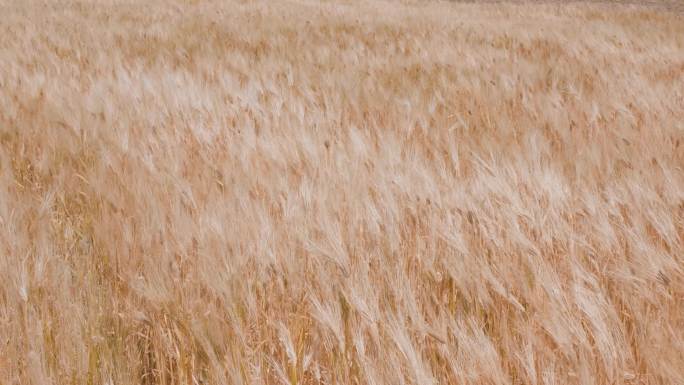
[1,0,683,384]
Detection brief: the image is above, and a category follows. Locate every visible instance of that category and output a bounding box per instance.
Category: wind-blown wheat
[0,0,683,384]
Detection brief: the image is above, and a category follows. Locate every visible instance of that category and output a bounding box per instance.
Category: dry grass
[1,0,683,384]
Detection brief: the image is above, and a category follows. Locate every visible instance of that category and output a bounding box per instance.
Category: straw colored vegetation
[1,0,683,384]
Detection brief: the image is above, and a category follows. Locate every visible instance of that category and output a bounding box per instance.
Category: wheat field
[1,0,683,384]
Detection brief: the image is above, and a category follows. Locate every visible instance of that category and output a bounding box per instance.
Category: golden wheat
[1,0,683,384]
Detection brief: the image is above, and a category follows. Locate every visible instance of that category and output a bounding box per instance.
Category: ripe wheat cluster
[1,0,683,384]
